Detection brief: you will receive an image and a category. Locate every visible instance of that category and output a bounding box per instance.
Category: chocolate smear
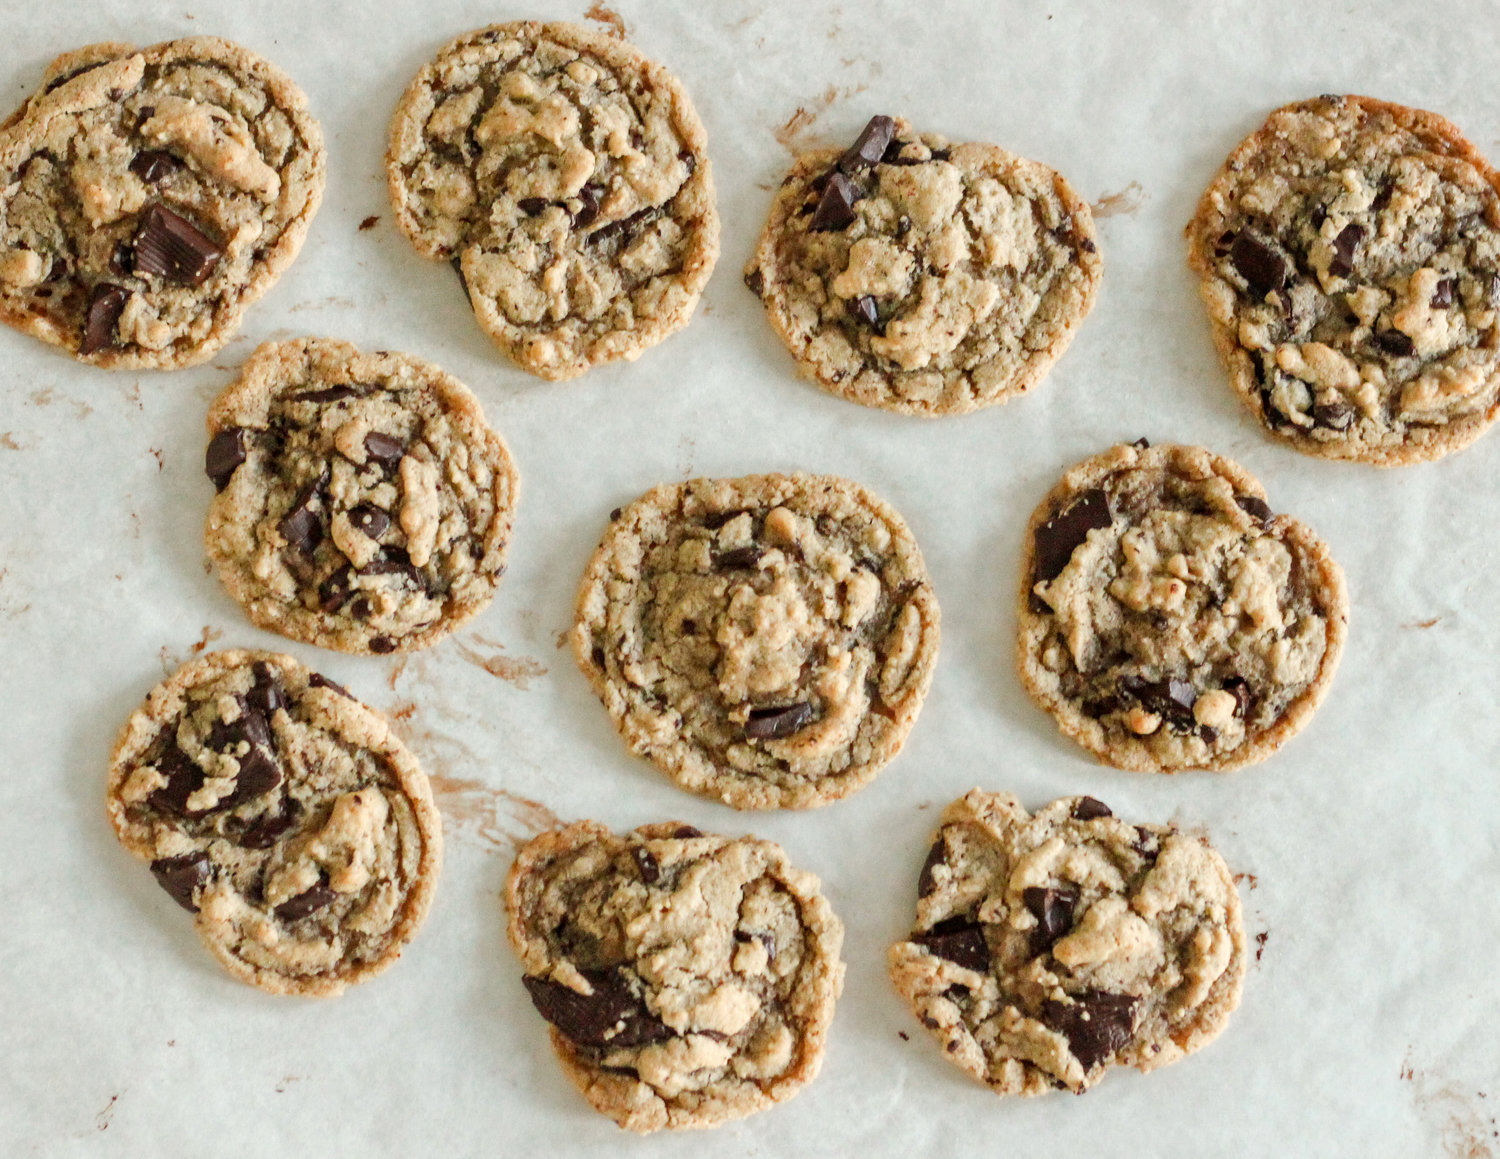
[745,701,814,739]
[839,115,896,172]
[129,150,183,184]
[1228,231,1288,297]
[1040,990,1138,1072]
[810,171,858,232]
[132,204,221,286]
[522,967,673,1049]
[1071,796,1113,821]
[913,917,990,973]
[150,852,212,912]
[79,283,128,355]
[1033,489,1112,584]
[1023,886,1080,957]
[205,428,248,491]
[274,878,338,923]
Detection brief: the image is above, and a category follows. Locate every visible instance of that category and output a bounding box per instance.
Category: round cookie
[107,650,442,996]
[570,473,941,810]
[889,790,1246,1096]
[506,820,845,1132]
[1015,442,1347,773]
[386,22,719,380]
[204,337,519,655]
[744,115,1102,416]
[0,37,324,369]
[1187,94,1500,465]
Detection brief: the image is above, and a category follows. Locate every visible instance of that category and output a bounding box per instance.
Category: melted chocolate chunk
[150,852,212,912]
[1234,494,1273,523]
[205,428,248,491]
[274,877,338,923]
[147,743,207,817]
[1221,676,1252,718]
[744,701,814,739]
[1228,231,1288,297]
[631,846,660,884]
[913,917,990,972]
[319,564,354,613]
[348,504,390,539]
[1431,277,1455,309]
[1023,886,1080,957]
[850,294,880,328]
[715,545,764,570]
[518,197,549,215]
[1327,222,1365,279]
[588,206,661,248]
[1375,329,1415,356]
[572,184,602,229]
[79,283,128,355]
[839,115,896,172]
[129,150,184,184]
[1312,397,1355,430]
[810,171,859,232]
[522,967,673,1050]
[239,798,303,850]
[370,636,397,654]
[1039,990,1138,1072]
[451,256,471,305]
[917,838,947,898]
[1033,489,1113,584]
[1132,826,1160,862]
[277,476,325,554]
[1071,796,1113,821]
[246,662,287,715]
[308,673,353,698]
[292,384,364,405]
[132,204,222,286]
[360,550,426,591]
[1120,675,1198,729]
[363,432,405,465]
[735,929,778,961]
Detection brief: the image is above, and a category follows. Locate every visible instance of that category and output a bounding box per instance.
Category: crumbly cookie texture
[386,21,719,380]
[1187,94,1500,465]
[204,338,518,655]
[506,820,844,1132]
[571,473,941,810]
[1015,443,1347,773]
[106,650,442,996]
[0,36,324,369]
[744,114,1102,416]
[889,790,1245,1095]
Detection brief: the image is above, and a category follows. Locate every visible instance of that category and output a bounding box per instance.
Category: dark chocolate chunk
[1228,231,1288,297]
[108,243,134,277]
[1071,796,1113,821]
[1235,494,1273,523]
[147,744,206,817]
[839,115,896,172]
[274,878,338,923]
[522,967,673,1049]
[370,636,397,654]
[308,673,353,698]
[1039,990,1138,1072]
[1312,397,1355,430]
[745,701,814,739]
[277,477,325,554]
[1023,886,1080,957]
[679,149,697,175]
[1120,675,1198,729]
[672,825,703,839]
[349,596,374,620]
[1431,277,1455,309]
[1131,437,1151,449]
[319,564,354,613]
[744,267,765,296]
[715,545,764,570]
[573,184,602,229]
[451,256,471,305]
[129,150,183,183]
[79,283,128,355]
[1132,826,1160,862]
[239,798,303,850]
[850,294,880,328]
[1327,222,1365,279]
[150,852,212,912]
[1033,489,1112,584]
[246,662,287,715]
[131,204,222,286]
[1221,676,1252,718]
[735,929,778,961]
[809,171,858,232]
[917,839,947,898]
[206,711,282,808]
[363,432,405,465]
[1375,329,1415,356]
[587,206,661,247]
[631,846,660,884]
[205,428,248,491]
[913,918,990,973]
[348,504,390,539]
[359,550,426,591]
[292,384,364,405]
[518,197,549,215]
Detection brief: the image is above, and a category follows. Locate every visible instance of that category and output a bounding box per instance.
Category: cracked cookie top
[106,650,442,996]
[386,22,719,380]
[744,115,1102,415]
[1015,443,1347,773]
[204,338,519,656]
[889,790,1245,1095]
[1188,94,1500,465]
[506,820,844,1132]
[571,473,941,809]
[0,36,324,369]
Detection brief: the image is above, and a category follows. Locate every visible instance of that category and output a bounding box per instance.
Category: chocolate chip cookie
[1016,442,1347,773]
[107,650,442,996]
[889,790,1245,1095]
[571,473,941,809]
[386,22,719,380]
[204,338,519,655]
[506,820,844,1132]
[1187,94,1500,465]
[745,115,1102,415]
[0,37,324,368]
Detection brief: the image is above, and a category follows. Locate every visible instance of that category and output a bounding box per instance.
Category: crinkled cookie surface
[745,115,1101,415]
[386,21,718,380]
[0,36,324,368]
[205,337,518,655]
[571,473,941,809]
[889,791,1245,1095]
[1015,443,1347,773]
[106,650,442,996]
[506,820,844,1132]
[1188,93,1500,465]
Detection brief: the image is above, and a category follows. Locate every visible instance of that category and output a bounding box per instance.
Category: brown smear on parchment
[1091,181,1144,218]
[429,774,563,852]
[189,625,223,655]
[1402,1050,1498,1158]
[0,432,23,450]
[584,3,627,36]
[455,636,548,690]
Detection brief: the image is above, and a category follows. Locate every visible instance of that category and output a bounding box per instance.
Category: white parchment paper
[3,1,1498,1155]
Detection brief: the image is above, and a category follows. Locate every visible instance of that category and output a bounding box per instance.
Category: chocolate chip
[359,550,426,591]
[239,798,303,850]
[631,846,660,884]
[1327,222,1365,279]
[363,432,405,465]
[78,283,128,355]
[131,204,222,286]
[735,929,777,961]
[839,115,896,172]
[129,150,182,183]
[522,967,673,1049]
[587,206,660,247]
[672,825,703,839]
[1431,277,1455,309]
[744,267,765,296]
[246,662,287,715]
[370,636,397,654]
[319,564,354,613]
[1033,489,1112,584]
[917,839,946,898]
[278,478,325,555]
[1375,329,1415,356]
[1132,826,1160,862]
[745,701,814,739]
[850,294,880,328]
[348,504,390,539]
[1221,676,1252,718]
[809,171,859,232]
[573,184,602,229]
[1131,437,1150,449]
[518,197,549,215]
[451,256,471,305]
[1023,886,1080,957]
[1120,675,1198,729]
[1312,397,1356,430]
[1071,796,1113,821]
[205,428,248,491]
[274,878,338,923]
[913,917,990,972]
[150,853,211,912]
[350,596,374,620]
[1235,494,1273,523]
[292,384,364,405]
[308,673,352,698]
[147,744,206,817]
[108,243,134,277]
[1039,991,1138,1072]
[679,149,697,175]
[715,546,764,570]
[1228,231,1288,297]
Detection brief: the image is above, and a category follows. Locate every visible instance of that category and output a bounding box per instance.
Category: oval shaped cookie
[386,22,719,380]
[1015,443,1347,773]
[0,37,325,368]
[1187,94,1500,465]
[506,820,844,1132]
[889,790,1245,1095]
[571,473,941,809]
[745,115,1102,415]
[205,337,519,655]
[106,650,442,996]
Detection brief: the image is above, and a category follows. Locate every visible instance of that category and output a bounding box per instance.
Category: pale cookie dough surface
[386,21,719,380]
[889,790,1245,1095]
[1187,94,1500,465]
[0,36,324,369]
[205,338,518,655]
[506,820,845,1132]
[106,650,442,997]
[744,115,1102,415]
[1015,443,1347,773]
[571,473,941,810]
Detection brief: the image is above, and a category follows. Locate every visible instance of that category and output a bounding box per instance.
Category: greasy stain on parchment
[454,634,548,690]
[583,2,627,36]
[1091,180,1144,218]
[1402,1049,1498,1158]
[428,774,563,851]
